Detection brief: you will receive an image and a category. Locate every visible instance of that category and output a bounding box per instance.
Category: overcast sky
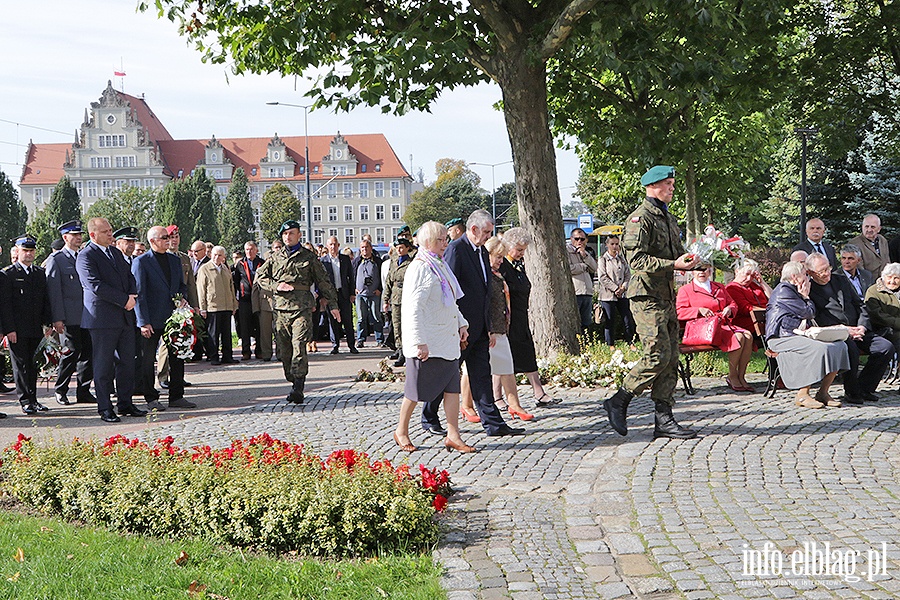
[0,0,581,204]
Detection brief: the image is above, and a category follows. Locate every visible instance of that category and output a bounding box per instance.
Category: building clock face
[106,114,116,125]
[335,149,343,159]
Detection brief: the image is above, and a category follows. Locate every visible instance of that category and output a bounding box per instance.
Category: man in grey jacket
[567,228,597,333]
[45,220,95,405]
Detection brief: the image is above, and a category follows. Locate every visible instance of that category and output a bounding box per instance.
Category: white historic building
[20,81,418,246]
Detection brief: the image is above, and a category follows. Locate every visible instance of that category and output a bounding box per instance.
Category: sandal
[534,393,561,407]
[393,433,416,452]
[795,394,825,409]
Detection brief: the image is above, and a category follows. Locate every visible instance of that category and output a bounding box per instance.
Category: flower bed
[1,434,450,558]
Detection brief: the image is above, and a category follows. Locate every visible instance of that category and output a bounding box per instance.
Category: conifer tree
[219,167,255,251]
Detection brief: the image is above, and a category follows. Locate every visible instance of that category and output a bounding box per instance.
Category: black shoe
[349,347,360,354]
[221,358,237,364]
[76,393,97,403]
[34,402,49,412]
[184,381,193,387]
[210,360,222,365]
[160,380,170,389]
[603,388,634,436]
[287,378,305,404]
[117,404,148,417]
[22,404,37,415]
[862,391,879,402]
[393,356,406,367]
[487,425,527,437]
[844,395,864,405]
[356,340,365,348]
[653,402,697,439]
[55,392,72,406]
[0,383,13,394]
[0,412,7,419]
[424,424,447,436]
[389,351,400,360]
[168,398,197,409]
[99,409,121,423]
[330,347,340,355]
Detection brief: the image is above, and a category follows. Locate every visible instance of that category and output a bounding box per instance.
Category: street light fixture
[267,101,313,243]
[794,127,819,244]
[469,160,513,222]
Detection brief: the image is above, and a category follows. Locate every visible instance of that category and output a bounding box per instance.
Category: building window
[361,164,367,173]
[217,186,228,196]
[327,183,337,198]
[360,227,369,240]
[90,156,111,168]
[299,206,307,223]
[391,227,400,240]
[75,181,83,197]
[299,166,305,174]
[329,228,338,240]
[375,182,385,197]
[344,205,353,221]
[115,155,136,168]
[101,180,112,196]
[314,229,324,245]
[212,169,223,179]
[343,182,352,198]
[34,188,42,204]
[98,134,126,147]
[359,205,369,221]
[143,178,154,188]
[344,228,355,245]
[273,151,281,161]
[115,180,126,190]
[313,206,322,222]
[313,166,319,173]
[359,182,368,198]
[129,179,141,188]
[375,228,385,244]
[87,181,98,197]
[391,204,401,220]
[268,167,285,178]
[375,205,385,220]
[328,206,338,222]
[391,181,400,197]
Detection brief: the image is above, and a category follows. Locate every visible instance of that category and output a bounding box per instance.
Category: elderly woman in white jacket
[393,221,475,453]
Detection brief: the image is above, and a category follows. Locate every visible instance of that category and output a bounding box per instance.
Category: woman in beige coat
[197,246,238,364]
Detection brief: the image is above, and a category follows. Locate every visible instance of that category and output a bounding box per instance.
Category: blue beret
[58,220,83,235]
[279,220,301,235]
[640,165,676,186]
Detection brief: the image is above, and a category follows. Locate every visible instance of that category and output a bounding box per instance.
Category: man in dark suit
[806,252,894,404]
[133,226,194,411]
[838,243,874,301]
[233,241,265,360]
[443,210,524,437]
[792,218,838,269]
[2,235,52,415]
[76,218,147,422]
[45,220,95,405]
[321,236,358,354]
[113,226,144,395]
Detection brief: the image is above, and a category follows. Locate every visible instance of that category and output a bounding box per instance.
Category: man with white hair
[806,252,893,403]
[849,214,889,276]
[197,246,238,365]
[792,218,837,269]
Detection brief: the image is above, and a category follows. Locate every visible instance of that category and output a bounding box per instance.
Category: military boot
[603,388,634,436]
[287,377,305,404]
[653,402,697,439]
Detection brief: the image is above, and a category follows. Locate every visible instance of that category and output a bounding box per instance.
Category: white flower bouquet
[162,295,206,360]
[686,225,750,271]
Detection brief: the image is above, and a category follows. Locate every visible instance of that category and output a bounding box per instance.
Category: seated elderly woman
[676,263,755,392]
[766,261,850,408]
[864,262,900,359]
[725,259,773,334]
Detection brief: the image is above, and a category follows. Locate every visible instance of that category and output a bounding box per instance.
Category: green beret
[445,218,464,228]
[279,220,301,235]
[640,165,676,186]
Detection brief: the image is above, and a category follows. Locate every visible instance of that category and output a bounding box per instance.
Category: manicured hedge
[1,433,451,557]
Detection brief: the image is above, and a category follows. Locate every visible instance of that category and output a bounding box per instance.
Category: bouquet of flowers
[686,225,750,271]
[162,295,207,360]
[35,329,73,380]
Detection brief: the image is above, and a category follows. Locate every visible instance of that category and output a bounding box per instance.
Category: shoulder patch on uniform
[631,216,641,223]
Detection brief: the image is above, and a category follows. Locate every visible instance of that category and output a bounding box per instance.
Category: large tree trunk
[496,56,580,357]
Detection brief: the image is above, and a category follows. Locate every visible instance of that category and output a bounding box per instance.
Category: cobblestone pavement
[9,355,900,599]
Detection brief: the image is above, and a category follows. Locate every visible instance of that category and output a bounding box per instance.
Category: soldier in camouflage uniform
[603,165,701,439]
[256,221,340,404]
[382,237,417,367]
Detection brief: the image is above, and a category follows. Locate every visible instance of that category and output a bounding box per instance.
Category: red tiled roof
[156,133,410,182]
[119,91,174,143]
[19,142,69,186]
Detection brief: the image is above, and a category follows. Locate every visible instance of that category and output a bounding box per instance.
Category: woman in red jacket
[677,264,755,392]
[725,259,772,334]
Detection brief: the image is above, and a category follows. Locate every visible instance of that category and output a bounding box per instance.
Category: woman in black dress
[498,227,560,407]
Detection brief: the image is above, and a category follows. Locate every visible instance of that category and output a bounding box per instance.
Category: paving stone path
[134,368,900,599]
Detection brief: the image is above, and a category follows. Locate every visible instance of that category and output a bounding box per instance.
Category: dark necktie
[815,243,823,255]
[874,239,880,256]
[105,247,115,262]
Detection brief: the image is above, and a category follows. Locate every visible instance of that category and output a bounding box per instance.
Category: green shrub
[1,434,450,558]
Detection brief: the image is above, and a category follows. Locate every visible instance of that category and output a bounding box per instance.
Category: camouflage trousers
[274,309,313,383]
[622,297,679,407]
[391,304,403,352]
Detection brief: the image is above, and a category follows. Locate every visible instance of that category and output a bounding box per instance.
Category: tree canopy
[259,183,301,244]
[402,160,487,232]
[30,177,82,262]
[84,185,157,239]
[218,167,255,251]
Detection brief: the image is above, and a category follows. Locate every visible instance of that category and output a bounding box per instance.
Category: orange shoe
[508,407,534,421]
[461,407,481,423]
[444,438,477,453]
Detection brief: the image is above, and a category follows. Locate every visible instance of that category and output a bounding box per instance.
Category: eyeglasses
[572,237,586,241]
[156,235,170,240]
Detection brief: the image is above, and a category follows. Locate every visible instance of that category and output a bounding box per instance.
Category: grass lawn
[0,510,445,600]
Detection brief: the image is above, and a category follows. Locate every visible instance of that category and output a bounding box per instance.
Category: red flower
[433,495,448,512]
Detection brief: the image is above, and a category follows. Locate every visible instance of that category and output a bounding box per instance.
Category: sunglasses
[572,236,586,241]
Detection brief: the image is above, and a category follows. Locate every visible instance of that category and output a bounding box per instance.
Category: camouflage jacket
[623,197,685,302]
[256,246,338,313]
[383,248,417,306]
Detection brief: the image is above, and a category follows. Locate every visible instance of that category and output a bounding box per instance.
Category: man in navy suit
[46,220,95,405]
[133,226,193,411]
[76,218,146,422]
[443,209,524,437]
[792,218,838,270]
[321,236,358,354]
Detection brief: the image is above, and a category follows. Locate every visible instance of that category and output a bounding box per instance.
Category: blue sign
[578,213,594,232]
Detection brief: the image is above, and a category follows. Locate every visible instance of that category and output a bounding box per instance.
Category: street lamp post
[794,127,818,244]
[469,160,513,222]
[267,102,313,243]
